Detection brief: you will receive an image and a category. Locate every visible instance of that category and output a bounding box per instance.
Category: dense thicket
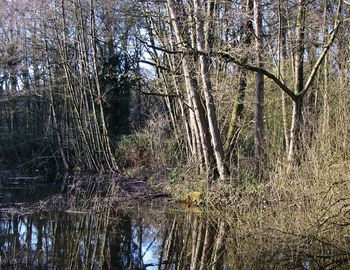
[0,0,349,182]
[0,0,140,172]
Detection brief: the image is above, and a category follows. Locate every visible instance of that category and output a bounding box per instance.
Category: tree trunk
[89,0,118,171]
[193,0,227,180]
[254,0,265,178]
[44,35,69,171]
[322,0,329,134]
[224,0,253,154]
[288,96,303,162]
[288,0,305,162]
[278,0,290,153]
[224,67,246,153]
[167,0,215,177]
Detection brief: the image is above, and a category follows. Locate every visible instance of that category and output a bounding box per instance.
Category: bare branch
[140,89,179,98]
[138,59,169,71]
[136,36,184,55]
[300,0,343,97]
[215,51,297,101]
[141,86,193,110]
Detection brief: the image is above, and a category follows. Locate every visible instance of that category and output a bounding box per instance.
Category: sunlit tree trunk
[322,0,330,134]
[278,0,290,153]
[288,0,305,162]
[254,0,265,177]
[167,0,215,177]
[193,0,227,180]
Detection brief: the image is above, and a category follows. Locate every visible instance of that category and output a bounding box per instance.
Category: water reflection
[1,207,350,269]
[0,207,228,269]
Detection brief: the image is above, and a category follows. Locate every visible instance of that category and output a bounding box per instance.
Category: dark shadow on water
[0,172,62,208]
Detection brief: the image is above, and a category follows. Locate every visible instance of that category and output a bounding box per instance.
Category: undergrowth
[113,88,350,257]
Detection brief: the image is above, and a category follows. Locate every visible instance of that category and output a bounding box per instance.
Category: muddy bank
[0,171,173,217]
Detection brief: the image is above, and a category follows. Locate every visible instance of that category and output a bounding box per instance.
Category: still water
[2,205,350,269]
[1,177,350,269]
[0,206,230,269]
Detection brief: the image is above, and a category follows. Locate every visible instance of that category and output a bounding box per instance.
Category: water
[0,174,61,206]
[0,206,229,269]
[1,177,350,269]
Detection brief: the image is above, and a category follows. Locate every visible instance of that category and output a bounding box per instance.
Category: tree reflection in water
[0,207,227,269]
[1,207,350,269]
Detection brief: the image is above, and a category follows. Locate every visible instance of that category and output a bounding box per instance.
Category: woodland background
[0,0,349,187]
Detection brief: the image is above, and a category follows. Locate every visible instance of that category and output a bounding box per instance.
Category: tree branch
[215,51,297,101]
[299,0,343,97]
[138,59,169,71]
[136,36,184,55]
[140,89,179,98]
[141,89,193,110]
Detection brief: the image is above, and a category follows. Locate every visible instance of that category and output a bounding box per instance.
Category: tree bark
[167,0,215,177]
[224,0,253,154]
[288,0,305,162]
[193,0,227,180]
[278,0,290,153]
[254,0,265,177]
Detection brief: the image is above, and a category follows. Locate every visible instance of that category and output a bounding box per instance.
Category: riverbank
[0,170,174,217]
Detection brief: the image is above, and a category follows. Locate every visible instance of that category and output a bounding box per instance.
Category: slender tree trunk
[167,0,215,177]
[254,0,265,177]
[322,0,329,134]
[44,35,69,171]
[89,0,117,171]
[278,0,290,153]
[224,67,246,153]
[288,0,305,162]
[225,0,253,155]
[193,0,227,180]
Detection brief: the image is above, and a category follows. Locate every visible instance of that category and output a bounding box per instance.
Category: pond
[0,206,229,269]
[1,175,350,269]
